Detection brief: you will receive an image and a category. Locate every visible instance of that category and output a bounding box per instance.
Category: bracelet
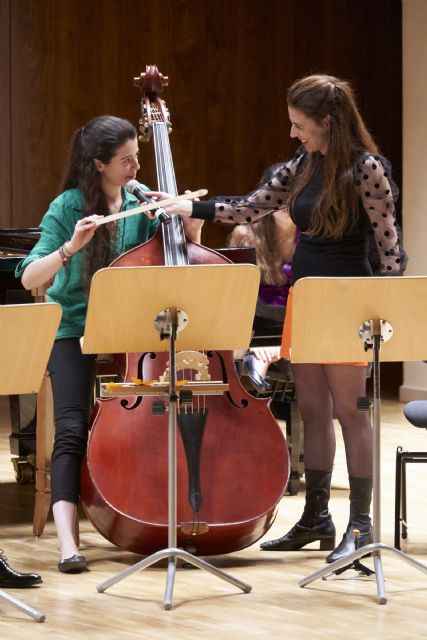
[58,242,73,267]
[62,241,74,259]
[58,244,68,267]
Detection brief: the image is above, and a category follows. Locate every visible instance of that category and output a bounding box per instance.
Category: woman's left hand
[181,189,203,241]
[250,346,281,365]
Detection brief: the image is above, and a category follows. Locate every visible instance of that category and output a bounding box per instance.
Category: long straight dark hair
[287,75,379,239]
[61,115,137,287]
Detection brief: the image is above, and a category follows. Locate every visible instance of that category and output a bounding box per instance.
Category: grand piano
[0,228,40,482]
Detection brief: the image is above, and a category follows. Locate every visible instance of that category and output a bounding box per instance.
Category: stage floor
[1,396,426,638]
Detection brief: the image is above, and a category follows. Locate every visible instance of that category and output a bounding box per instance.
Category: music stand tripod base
[0,588,45,622]
[299,543,427,604]
[290,277,427,605]
[97,547,252,610]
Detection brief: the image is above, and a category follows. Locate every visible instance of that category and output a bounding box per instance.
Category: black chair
[394,401,427,549]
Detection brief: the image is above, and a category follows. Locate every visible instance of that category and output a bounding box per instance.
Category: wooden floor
[1,395,427,638]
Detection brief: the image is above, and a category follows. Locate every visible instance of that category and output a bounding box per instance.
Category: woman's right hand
[21,214,103,291]
[66,215,104,254]
[144,191,193,218]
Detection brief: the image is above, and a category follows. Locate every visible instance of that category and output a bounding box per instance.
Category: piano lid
[0,227,40,255]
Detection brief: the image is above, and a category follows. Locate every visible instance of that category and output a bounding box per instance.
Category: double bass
[80,65,289,556]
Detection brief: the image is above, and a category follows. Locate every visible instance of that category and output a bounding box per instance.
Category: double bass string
[153,122,205,416]
[153,122,188,266]
[154,121,177,193]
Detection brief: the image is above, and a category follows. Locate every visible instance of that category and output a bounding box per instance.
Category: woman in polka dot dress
[147,74,404,563]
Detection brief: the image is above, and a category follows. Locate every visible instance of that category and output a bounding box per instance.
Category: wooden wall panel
[0,0,11,228]
[4,0,402,247]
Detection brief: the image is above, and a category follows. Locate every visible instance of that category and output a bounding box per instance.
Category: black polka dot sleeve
[191,148,306,224]
[357,154,401,274]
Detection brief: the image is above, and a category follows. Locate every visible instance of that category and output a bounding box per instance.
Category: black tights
[292,363,373,478]
[48,339,97,505]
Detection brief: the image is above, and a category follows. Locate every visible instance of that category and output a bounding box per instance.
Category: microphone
[125,180,172,225]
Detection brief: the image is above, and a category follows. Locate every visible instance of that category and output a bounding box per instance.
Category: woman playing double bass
[16,115,202,573]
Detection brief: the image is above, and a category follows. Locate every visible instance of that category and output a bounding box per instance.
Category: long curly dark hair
[60,115,137,288]
[287,74,379,239]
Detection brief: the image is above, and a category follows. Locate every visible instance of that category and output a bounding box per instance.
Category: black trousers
[48,339,97,505]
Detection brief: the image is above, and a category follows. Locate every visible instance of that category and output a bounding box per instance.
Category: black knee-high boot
[325,476,373,563]
[260,468,336,551]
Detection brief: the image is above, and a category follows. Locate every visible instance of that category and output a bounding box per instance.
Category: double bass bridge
[100,350,229,399]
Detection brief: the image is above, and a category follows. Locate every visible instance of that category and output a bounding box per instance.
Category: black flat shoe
[0,551,42,588]
[58,554,88,573]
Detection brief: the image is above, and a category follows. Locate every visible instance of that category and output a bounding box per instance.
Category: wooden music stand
[290,276,427,605]
[82,263,260,610]
[0,303,61,395]
[0,302,61,623]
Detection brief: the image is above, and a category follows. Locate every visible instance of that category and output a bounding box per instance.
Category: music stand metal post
[82,263,260,610]
[0,302,62,623]
[290,276,427,605]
